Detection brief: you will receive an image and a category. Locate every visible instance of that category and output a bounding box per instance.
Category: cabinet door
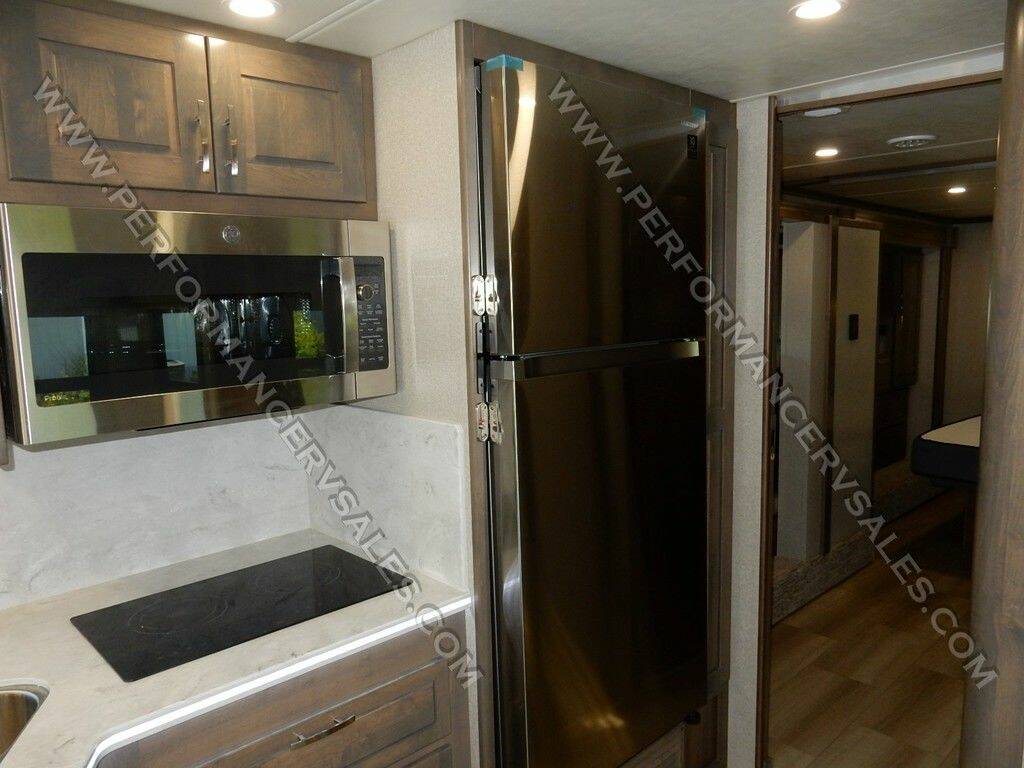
[207,40,370,201]
[0,0,215,192]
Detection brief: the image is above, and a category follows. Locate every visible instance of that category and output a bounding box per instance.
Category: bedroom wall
[944,222,993,423]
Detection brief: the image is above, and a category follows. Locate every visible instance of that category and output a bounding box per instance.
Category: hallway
[768,491,972,768]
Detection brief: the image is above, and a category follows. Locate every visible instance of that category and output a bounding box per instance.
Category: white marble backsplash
[305,405,469,590]
[0,404,469,611]
[0,415,312,611]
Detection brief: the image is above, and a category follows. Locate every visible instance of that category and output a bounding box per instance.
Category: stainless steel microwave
[0,204,396,446]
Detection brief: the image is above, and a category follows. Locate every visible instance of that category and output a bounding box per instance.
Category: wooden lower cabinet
[390,744,453,768]
[96,615,470,768]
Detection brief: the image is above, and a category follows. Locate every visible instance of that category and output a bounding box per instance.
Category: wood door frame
[756,75,995,765]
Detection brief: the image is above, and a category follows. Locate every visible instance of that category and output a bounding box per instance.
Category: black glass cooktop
[70,546,411,682]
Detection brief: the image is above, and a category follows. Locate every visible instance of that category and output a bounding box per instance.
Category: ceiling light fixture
[803,106,848,118]
[791,0,845,20]
[815,147,840,158]
[948,186,967,195]
[226,0,279,18]
[887,134,937,150]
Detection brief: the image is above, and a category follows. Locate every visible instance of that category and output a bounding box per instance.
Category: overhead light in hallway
[226,0,279,18]
[804,106,848,118]
[815,147,840,158]
[948,186,968,195]
[791,0,845,20]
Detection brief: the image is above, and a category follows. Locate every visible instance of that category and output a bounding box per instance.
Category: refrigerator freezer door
[480,60,707,357]
[490,352,707,768]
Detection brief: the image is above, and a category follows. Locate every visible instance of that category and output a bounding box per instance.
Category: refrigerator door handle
[491,339,703,381]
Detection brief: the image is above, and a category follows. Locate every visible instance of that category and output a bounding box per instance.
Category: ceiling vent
[887,134,937,150]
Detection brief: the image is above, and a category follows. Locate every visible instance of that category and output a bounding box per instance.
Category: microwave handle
[338,257,360,375]
[323,257,360,374]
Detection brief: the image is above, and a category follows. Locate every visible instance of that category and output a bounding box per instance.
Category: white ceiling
[782,81,1001,219]
[782,82,1002,182]
[121,0,1006,100]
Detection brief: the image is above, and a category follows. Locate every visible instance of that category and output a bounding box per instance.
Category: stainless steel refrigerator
[476,57,709,767]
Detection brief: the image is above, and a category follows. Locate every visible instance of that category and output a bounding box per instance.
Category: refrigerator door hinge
[475,401,504,444]
[475,401,490,442]
[471,274,499,317]
[488,402,504,443]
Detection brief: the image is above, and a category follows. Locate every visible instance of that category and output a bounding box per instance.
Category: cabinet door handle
[289,714,356,749]
[224,104,239,176]
[194,99,211,173]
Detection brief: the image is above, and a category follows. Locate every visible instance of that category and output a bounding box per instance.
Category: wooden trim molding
[452,20,497,768]
[754,95,783,768]
[931,246,953,428]
[961,1,1024,764]
[776,71,1003,116]
[780,194,953,246]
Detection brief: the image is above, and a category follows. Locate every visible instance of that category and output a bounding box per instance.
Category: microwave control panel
[354,256,389,371]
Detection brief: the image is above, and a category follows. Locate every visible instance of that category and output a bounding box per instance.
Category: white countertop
[0,530,470,768]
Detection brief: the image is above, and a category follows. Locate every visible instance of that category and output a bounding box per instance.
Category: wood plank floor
[767,492,971,768]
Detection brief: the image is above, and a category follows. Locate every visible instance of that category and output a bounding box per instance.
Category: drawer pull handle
[290,714,356,749]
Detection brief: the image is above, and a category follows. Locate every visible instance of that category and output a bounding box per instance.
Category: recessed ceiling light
[887,134,937,150]
[791,0,845,20]
[948,186,967,195]
[803,106,849,118]
[226,0,279,18]
[815,147,840,158]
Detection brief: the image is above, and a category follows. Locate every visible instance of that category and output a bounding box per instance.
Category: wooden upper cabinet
[207,39,371,202]
[0,1,216,192]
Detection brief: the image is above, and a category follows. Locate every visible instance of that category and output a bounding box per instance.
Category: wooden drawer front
[205,661,450,768]
[207,39,370,202]
[95,621,460,768]
[0,0,215,192]
[392,744,453,768]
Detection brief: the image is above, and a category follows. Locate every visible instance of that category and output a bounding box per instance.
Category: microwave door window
[21,252,333,407]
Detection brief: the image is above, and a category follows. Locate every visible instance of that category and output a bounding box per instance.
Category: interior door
[207,40,369,202]
[829,225,880,544]
[0,0,215,192]
[490,353,707,768]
